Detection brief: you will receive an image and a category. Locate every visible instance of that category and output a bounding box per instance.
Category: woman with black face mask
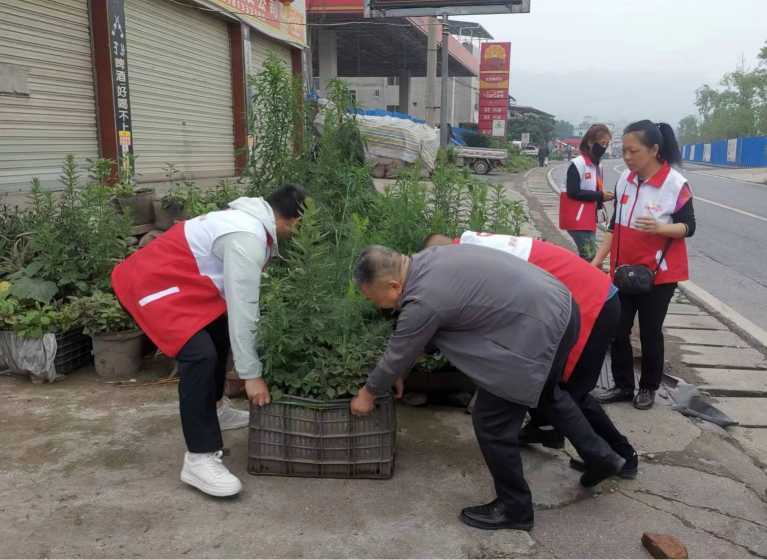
[559,124,615,260]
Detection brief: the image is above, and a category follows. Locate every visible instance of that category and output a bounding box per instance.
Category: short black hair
[266,184,307,219]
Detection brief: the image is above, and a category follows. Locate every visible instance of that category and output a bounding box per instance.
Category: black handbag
[613,183,673,295]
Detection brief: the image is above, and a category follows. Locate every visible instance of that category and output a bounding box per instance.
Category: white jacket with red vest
[559,154,604,232]
[610,163,691,285]
[457,231,613,381]
[111,197,277,378]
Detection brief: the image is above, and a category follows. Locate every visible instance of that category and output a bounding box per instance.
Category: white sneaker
[180,450,243,497]
[217,396,250,431]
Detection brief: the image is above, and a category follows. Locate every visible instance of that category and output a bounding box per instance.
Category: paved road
[552,160,767,331]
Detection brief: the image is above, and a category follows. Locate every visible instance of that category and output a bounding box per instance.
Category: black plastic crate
[54,329,93,374]
[248,394,396,479]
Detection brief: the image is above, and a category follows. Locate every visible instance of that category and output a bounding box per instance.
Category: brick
[642,533,689,559]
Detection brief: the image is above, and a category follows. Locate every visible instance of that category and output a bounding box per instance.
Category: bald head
[353,245,404,286]
[422,233,452,249]
[353,245,408,309]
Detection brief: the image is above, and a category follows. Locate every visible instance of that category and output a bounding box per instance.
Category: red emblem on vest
[585,172,592,180]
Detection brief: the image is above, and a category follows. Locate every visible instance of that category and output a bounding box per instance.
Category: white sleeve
[212,231,268,380]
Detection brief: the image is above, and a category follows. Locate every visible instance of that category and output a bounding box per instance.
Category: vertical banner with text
[478,42,510,137]
[108,0,134,167]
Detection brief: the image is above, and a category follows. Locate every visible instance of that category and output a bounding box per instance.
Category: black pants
[176,315,230,453]
[565,295,633,458]
[611,283,677,391]
[472,302,618,521]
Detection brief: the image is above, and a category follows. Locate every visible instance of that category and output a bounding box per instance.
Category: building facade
[0,0,305,193]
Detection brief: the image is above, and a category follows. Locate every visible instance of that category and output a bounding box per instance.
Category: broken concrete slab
[693,368,767,395]
[667,303,705,316]
[713,397,767,428]
[730,427,767,468]
[678,345,767,369]
[664,315,727,330]
[573,402,701,455]
[665,328,748,347]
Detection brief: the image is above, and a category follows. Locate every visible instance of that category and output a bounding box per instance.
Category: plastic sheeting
[0,331,59,383]
[315,108,440,173]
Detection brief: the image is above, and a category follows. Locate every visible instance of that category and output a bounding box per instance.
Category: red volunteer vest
[112,208,273,357]
[610,163,690,285]
[459,231,612,381]
[559,154,603,232]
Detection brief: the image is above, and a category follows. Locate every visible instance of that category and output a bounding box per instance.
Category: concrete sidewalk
[512,166,767,466]
[683,163,767,185]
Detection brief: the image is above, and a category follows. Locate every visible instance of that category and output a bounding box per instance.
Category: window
[386,105,399,112]
[349,90,357,103]
[373,88,381,97]
[387,76,399,86]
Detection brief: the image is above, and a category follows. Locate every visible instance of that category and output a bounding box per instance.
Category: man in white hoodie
[112,184,306,497]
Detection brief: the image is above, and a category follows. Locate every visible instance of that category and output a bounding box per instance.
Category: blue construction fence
[682,136,767,167]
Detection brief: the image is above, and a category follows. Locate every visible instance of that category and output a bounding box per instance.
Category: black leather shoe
[633,388,655,410]
[459,499,534,531]
[519,424,565,449]
[570,450,638,480]
[596,387,634,404]
[580,454,626,487]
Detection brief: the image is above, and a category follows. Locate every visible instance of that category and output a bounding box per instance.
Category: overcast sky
[463,0,767,128]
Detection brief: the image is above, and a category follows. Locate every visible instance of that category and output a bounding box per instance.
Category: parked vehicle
[455,146,507,175]
[521,144,540,158]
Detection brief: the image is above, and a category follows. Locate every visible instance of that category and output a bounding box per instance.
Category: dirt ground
[2,359,766,558]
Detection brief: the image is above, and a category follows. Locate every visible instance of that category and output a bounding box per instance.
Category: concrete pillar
[398,69,410,114]
[317,29,337,95]
[425,17,438,125]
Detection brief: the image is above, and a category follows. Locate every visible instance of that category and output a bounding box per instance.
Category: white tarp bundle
[0,331,59,383]
[315,107,440,172]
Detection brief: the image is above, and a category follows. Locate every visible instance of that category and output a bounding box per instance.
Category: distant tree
[553,119,575,138]
[677,115,700,144]
[507,113,556,145]
[688,40,767,142]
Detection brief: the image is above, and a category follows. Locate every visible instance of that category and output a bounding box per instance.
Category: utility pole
[425,17,438,126]
[439,13,450,147]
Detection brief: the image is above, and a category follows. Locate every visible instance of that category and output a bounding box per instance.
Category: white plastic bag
[0,331,58,383]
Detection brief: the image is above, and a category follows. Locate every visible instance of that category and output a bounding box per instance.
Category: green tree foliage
[553,119,575,138]
[679,41,767,143]
[507,112,556,145]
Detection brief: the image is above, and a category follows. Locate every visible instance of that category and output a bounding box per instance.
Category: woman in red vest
[560,124,615,260]
[592,121,696,410]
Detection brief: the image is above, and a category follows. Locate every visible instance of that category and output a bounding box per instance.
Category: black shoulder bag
[613,182,673,295]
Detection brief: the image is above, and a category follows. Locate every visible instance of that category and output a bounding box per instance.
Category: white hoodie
[211,197,279,380]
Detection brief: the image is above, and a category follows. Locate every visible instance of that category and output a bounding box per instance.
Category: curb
[545,166,561,194]
[678,281,767,354]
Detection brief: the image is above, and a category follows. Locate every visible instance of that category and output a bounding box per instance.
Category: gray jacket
[365,244,573,407]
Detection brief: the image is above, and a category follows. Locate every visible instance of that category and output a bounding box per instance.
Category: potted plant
[69,291,144,379]
[0,281,87,382]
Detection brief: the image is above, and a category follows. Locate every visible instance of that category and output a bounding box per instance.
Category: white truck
[455,146,508,175]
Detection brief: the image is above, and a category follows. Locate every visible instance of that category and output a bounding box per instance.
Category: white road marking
[694,196,767,223]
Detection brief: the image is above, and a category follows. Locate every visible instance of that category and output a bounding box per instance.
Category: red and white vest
[111,205,274,357]
[458,231,613,382]
[610,163,690,285]
[559,154,603,232]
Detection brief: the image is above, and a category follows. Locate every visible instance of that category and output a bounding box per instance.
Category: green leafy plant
[0,283,79,339]
[68,291,136,336]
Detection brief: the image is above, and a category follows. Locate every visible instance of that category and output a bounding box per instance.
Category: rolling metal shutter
[124,0,234,182]
[0,0,99,192]
[250,30,292,76]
